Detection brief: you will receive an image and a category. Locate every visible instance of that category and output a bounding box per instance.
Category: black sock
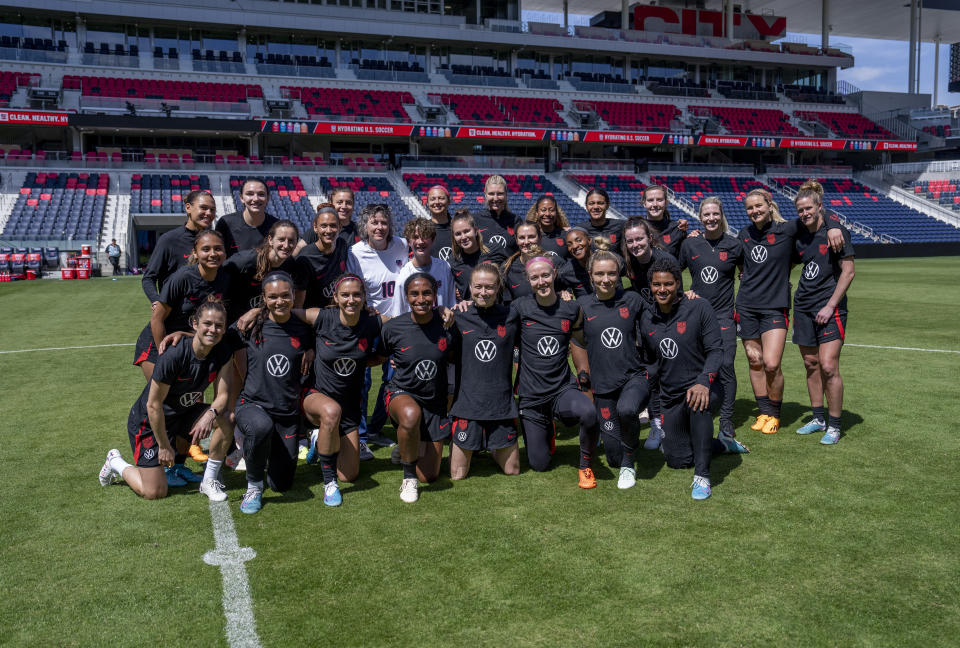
[318,453,338,485]
[401,461,417,480]
[174,453,187,465]
[812,406,826,422]
[756,396,770,416]
[769,399,782,418]
[719,419,735,435]
[828,415,842,430]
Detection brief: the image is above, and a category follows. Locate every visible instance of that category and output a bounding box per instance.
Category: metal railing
[398,155,543,170]
[649,162,755,175]
[79,96,251,117]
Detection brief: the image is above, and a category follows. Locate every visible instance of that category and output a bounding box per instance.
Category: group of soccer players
[98,173,855,509]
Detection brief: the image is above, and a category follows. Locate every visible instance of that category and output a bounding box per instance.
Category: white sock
[109,455,132,477]
[247,479,264,492]
[203,459,223,483]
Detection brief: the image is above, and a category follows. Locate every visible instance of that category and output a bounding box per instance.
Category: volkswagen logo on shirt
[439,247,452,261]
[323,283,336,298]
[267,354,291,377]
[601,327,623,349]
[179,392,202,407]
[537,335,560,356]
[751,246,768,264]
[414,359,437,381]
[249,295,264,308]
[659,337,679,359]
[640,287,652,302]
[700,266,719,284]
[474,339,497,362]
[803,261,820,281]
[333,357,356,377]
[489,235,507,248]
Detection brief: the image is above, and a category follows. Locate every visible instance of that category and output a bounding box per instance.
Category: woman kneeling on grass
[99,298,236,500]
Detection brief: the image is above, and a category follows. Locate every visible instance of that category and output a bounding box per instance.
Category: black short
[132,324,157,366]
[450,418,518,451]
[306,387,361,436]
[384,388,451,442]
[792,309,846,347]
[735,307,789,340]
[127,403,207,467]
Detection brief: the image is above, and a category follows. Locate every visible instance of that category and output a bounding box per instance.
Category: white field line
[0,342,134,354]
[202,501,262,648]
[842,343,960,355]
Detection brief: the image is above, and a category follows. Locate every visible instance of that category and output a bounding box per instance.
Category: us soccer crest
[619,306,629,319]
[600,407,611,419]
[560,319,570,332]
[438,337,447,351]
[819,244,828,255]
[766,233,776,244]
[719,251,728,261]
[663,234,671,244]
[497,325,506,338]
[290,337,300,349]
[677,321,686,334]
[358,338,368,352]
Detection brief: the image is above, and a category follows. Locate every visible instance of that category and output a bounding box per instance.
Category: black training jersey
[429,220,453,263]
[379,313,454,404]
[647,215,686,258]
[221,249,306,321]
[132,336,235,418]
[502,252,565,304]
[626,248,679,305]
[510,295,581,407]
[680,234,743,319]
[557,253,625,298]
[584,218,624,246]
[793,223,854,313]
[640,296,722,407]
[159,265,231,332]
[215,211,279,257]
[239,317,314,417]
[296,238,350,309]
[476,208,520,255]
[539,227,570,260]
[580,290,648,394]
[303,220,359,247]
[449,247,507,302]
[450,304,519,420]
[142,225,197,303]
[311,308,381,397]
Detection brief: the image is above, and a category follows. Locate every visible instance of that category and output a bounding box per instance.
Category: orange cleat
[750,414,770,431]
[578,467,597,489]
[761,417,780,435]
[188,444,209,463]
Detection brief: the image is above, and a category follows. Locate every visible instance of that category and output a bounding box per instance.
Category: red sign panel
[779,138,847,150]
[697,135,749,147]
[455,126,546,140]
[875,141,918,151]
[314,122,414,136]
[582,131,666,144]
[634,6,786,39]
[0,110,68,126]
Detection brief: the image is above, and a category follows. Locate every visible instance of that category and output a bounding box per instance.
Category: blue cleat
[164,466,187,487]
[691,477,712,500]
[797,418,826,435]
[305,429,319,465]
[240,488,263,514]
[323,482,342,507]
[820,427,841,445]
[718,430,750,454]
[172,463,203,483]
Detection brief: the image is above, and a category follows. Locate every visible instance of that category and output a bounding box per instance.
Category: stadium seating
[910,179,960,211]
[1,172,108,241]
[795,111,896,140]
[434,94,563,125]
[62,75,262,101]
[283,87,414,122]
[690,106,800,136]
[772,177,960,243]
[435,94,507,124]
[319,176,417,228]
[130,174,212,213]
[578,101,679,131]
[0,71,40,107]
[497,96,565,125]
[780,84,844,104]
[568,174,650,219]
[229,176,315,235]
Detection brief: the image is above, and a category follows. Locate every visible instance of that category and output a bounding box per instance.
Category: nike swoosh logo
[692,255,700,259]
[648,331,655,336]
[772,320,783,324]
[284,433,296,439]
[440,422,449,429]
[325,341,337,345]
[400,346,411,351]
[182,254,190,258]
[511,283,520,288]
[587,316,597,321]
[176,377,189,381]
[525,322,535,326]
[721,326,730,330]
[462,329,474,334]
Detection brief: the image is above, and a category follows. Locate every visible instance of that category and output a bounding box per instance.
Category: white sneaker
[617,466,637,490]
[199,479,228,502]
[358,441,374,461]
[98,449,121,486]
[399,477,419,503]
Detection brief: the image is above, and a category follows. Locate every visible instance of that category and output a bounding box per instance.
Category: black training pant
[661,386,725,479]
[594,373,650,469]
[236,401,299,491]
[520,387,596,472]
[717,316,737,424]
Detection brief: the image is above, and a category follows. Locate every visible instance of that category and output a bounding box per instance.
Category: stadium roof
[523,0,960,42]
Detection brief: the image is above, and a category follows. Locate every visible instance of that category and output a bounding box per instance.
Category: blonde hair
[524,195,570,231]
[795,179,824,207]
[697,196,730,234]
[745,188,785,223]
[484,175,508,193]
[587,248,622,277]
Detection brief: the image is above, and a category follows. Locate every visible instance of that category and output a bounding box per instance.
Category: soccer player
[299,274,384,505]
[425,185,454,261]
[791,180,856,445]
[99,298,236,501]
[233,271,314,514]
[216,178,278,256]
[448,209,507,302]
[296,204,350,309]
[639,257,722,500]
[141,189,215,306]
[573,249,650,489]
[502,222,555,304]
[736,188,843,435]
[560,226,622,298]
[680,198,744,443]
[511,256,597,486]
[641,184,688,258]
[449,264,520,479]
[396,218,456,310]
[524,195,570,260]
[380,273,455,503]
[475,175,520,255]
[582,188,624,245]
[300,187,358,250]
[222,220,305,322]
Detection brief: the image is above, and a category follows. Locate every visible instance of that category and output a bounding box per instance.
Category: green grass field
[1,257,959,647]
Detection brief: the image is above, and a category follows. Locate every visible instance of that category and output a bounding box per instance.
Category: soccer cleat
[616,466,636,490]
[98,449,121,486]
[188,443,208,463]
[366,431,397,448]
[173,463,203,483]
[323,482,342,507]
[718,430,750,454]
[643,419,663,450]
[305,429,319,465]
[199,479,228,502]
[358,441,374,461]
[165,466,188,487]
[761,417,780,435]
[578,467,597,489]
[751,414,771,431]
[820,427,841,445]
[240,488,263,514]
[691,478,712,500]
[797,418,826,435]
[390,445,402,465]
[297,444,308,461]
[399,478,419,503]
[638,408,650,424]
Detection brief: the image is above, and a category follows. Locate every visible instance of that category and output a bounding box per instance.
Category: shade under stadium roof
[523,0,960,42]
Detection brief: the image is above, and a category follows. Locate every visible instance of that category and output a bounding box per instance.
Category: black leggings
[717,317,737,424]
[236,401,299,491]
[661,388,725,479]
[520,387,596,472]
[594,373,650,469]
